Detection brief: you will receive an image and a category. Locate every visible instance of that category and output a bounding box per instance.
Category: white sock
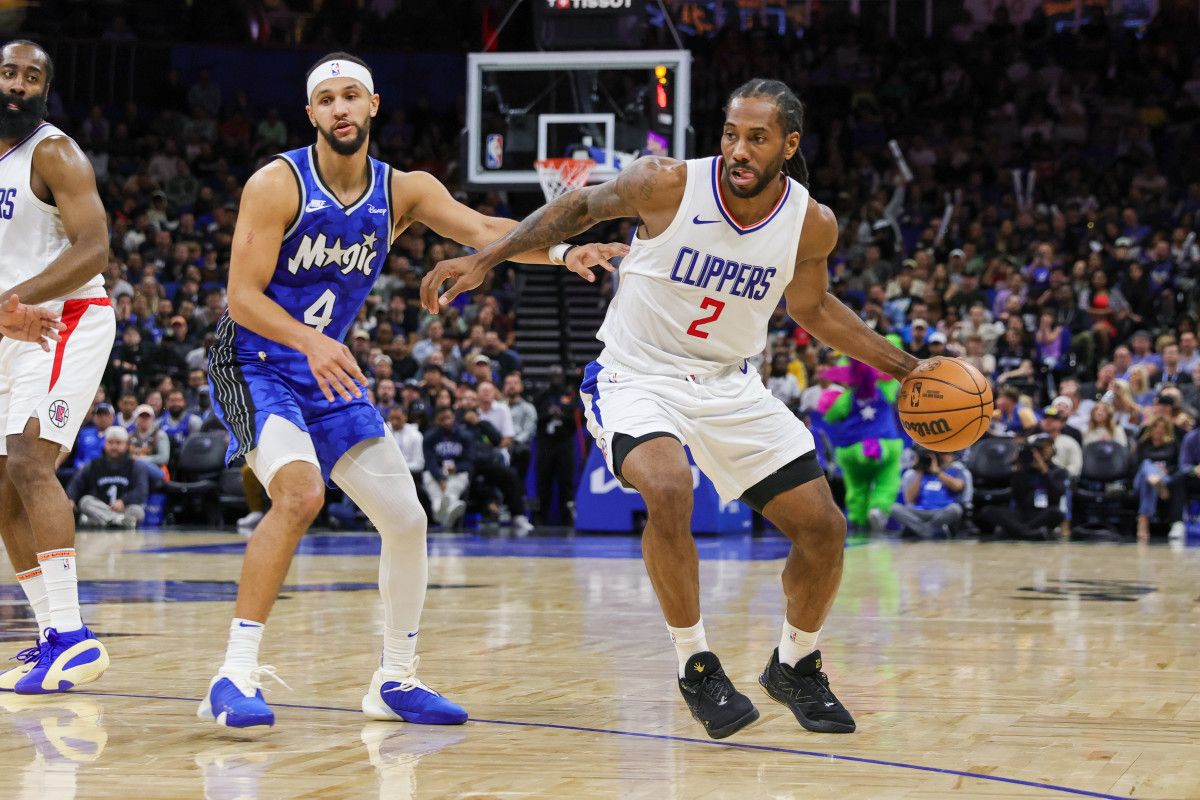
[667,618,708,678]
[37,549,83,633]
[381,626,418,675]
[16,567,52,642]
[222,618,264,674]
[779,621,820,667]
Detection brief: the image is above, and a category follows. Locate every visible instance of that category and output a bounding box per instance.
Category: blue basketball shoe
[13,627,109,695]
[198,666,289,730]
[361,659,467,724]
[0,641,41,691]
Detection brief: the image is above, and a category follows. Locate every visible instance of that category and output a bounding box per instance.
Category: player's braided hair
[725,79,808,187]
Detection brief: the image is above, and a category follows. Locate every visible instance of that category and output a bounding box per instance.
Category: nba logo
[331,61,341,76]
[910,382,922,408]
[485,134,504,169]
[48,399,69,428]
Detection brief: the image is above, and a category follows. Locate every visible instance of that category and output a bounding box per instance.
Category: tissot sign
[544,0,636,9]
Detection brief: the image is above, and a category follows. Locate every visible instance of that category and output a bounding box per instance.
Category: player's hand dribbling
[563,242,629,283]
[0,294,66,352]
[303,330,367,403]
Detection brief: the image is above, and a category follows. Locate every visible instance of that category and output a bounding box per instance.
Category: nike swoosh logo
[407,631,418,638]
[692,215,721,225]
[305,199,330,212]
[238,621,262,628]
[824,701,835,707]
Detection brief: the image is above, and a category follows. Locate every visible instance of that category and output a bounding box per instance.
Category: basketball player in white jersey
[0,40,117,695]
[197,52,625,730]
[423,79,928,739]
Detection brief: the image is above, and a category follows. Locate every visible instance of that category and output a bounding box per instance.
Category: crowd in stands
[31,5,1200,539]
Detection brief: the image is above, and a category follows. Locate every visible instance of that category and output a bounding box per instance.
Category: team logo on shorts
[48,399,69,428]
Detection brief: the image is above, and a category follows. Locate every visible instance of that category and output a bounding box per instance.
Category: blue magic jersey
[226,145,392,362]
[208,146,393,478]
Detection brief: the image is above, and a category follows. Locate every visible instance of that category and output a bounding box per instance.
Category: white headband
[306,59,374,101]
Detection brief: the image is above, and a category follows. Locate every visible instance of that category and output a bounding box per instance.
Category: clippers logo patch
[48,399,69,428]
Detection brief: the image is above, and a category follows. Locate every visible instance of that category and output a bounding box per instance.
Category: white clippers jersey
[0,123,104,304]
[597,156,808,376]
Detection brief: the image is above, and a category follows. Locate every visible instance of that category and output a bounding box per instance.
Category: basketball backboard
[465,50,692,191]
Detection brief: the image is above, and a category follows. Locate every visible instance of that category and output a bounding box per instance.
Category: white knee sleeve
[331,436,427,632]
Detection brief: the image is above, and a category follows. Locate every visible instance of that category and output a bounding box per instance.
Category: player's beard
[319,115,370,156]
[722,151,785,199]
[0,91,48,141]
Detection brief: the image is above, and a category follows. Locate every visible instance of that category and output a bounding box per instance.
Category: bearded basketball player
[199,52,625,730]
[422,79,930,739]
[0,40,117,696]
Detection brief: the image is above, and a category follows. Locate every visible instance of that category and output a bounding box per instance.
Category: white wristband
[548,243,573,266]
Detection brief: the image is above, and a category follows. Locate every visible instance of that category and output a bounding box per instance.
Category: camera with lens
[1017,444,1035,467]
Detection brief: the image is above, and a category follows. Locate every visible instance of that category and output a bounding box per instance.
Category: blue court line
[71,690,1129,800]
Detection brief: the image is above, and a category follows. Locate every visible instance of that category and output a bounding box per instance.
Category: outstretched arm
[393,170,628,281]
[785,200,918,382]
[420,156,684,312]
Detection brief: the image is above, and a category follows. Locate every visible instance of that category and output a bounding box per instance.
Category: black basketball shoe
[677,651,760,740]
[759,648,856,733]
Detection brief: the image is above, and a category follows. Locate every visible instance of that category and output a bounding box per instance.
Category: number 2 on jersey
[686,297,726,339]
[304,289,337,333]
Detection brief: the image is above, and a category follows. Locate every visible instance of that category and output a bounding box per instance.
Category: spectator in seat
[481,331,521,378]
[993,385,1039,437]
[503,372,537,486]
[422,406,473,529]
[467,354,494,386]
[1083,401,1128,449]
[476,381,514,454]
[115,393,139,429]
[68,427,147,529]
[1156,342,1192,388]
[388,406,430,519]
[978,436,1068,539]
[1134,416,1180,542]
[1040,406,1082,478]
[129,404,170,469]
[159,389,201,452]
[74,402,116,469]
[889,449,968,539]
[461,406,532,534]
[535,365,579,525]
[765,352,802,412]
[1168,425,1200,541]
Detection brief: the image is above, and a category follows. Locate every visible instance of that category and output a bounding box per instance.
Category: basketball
[897,358,994,452]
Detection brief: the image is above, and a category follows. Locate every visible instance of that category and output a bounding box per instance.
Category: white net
[534,158,595,202]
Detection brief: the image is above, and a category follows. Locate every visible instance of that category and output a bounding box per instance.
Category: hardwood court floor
[1,530,1198,799]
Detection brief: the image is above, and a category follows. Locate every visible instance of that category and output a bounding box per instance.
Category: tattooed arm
[420,156,686,312]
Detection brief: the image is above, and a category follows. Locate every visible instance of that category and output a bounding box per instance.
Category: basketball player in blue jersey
[199,52,625,730]
[424,79,933,740]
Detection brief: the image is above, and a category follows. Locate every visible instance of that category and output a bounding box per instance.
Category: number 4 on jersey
[304,289,336,333]
[686,297,725,339]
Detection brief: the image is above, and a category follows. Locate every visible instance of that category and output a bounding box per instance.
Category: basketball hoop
[534,158,595,203]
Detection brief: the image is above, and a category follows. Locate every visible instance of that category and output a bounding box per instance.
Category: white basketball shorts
[579,356,816,503]
[0,297,115,455]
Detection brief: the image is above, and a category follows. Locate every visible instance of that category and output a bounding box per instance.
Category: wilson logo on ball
[902,418,951,437]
